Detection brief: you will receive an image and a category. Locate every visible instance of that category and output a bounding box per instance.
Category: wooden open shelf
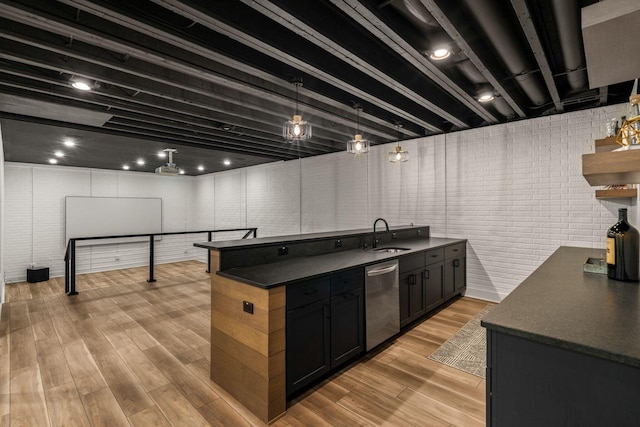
[595,188,637,199]
[582,149,640,186]
[595,136,619,152]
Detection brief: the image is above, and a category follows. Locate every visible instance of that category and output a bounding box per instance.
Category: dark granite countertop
[482,246,640,368]
[217,237,465,289]
[194,225,421,251]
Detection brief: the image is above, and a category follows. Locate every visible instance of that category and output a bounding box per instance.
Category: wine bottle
[607,208,639,282]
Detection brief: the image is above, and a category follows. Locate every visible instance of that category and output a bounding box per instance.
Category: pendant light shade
[283,80,312,142]
[389,123,409,163]
[347,106,370,155]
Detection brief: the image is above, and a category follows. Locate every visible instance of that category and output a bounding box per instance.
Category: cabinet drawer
[331,268,363,296]
[425,248,445,265]
[445,243,466,259]
[287,276,331,311]
[399,253,424,273]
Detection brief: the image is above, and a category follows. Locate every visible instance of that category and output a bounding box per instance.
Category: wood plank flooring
[2,261,489,426]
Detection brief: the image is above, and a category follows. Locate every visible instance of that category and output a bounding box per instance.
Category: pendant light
[389,123,409,163]
[283,79,312,142]
[347,105,370,155]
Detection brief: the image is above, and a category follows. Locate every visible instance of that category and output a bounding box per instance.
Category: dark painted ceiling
[0,0,633,175]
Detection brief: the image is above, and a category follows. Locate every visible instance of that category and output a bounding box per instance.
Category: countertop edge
[215,238,466,289]
[193,225,427,251]
[481,320,640,368]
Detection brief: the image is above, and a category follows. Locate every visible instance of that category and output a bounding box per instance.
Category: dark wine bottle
[607,208,639,282]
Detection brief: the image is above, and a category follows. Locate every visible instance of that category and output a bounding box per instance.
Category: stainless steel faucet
[372,218,389,248]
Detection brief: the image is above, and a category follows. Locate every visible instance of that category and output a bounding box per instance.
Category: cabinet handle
[423,270,429,280]
[408,274,416,285]
[431,254,438,258]
[304,289,318,295]
[453,259,460,268]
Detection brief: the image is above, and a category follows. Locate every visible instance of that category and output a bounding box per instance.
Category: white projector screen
[65,196,162,246]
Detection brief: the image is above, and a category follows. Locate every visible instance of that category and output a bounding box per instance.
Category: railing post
[65,251,70,294]
[206,231,212,273]
[148,235,156,282]
[68,240,78,295]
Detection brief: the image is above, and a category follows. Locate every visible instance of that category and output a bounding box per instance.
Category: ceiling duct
[155,148,180,176]
[551,0,587,92]
[463,0,548,107]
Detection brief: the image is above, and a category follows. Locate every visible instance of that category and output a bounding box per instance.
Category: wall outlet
[335,239,342,248]
[391,233,397,240]
[243,301,254,314]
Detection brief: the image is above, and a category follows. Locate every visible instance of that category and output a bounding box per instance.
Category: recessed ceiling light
[157,151,166,158]
[70,78,92,91]
[223,159,231,166]
[49,158,58,164]
[179,169,185,175]
[123,165,130,170]
[478,92,495,102]
[429,48,451,60]
[137,158,145,166]
[197,165,204,171]
[63,139,75,147]
[54,151,64,158]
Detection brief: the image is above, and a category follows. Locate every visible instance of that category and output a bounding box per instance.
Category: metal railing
[63,228,257,296]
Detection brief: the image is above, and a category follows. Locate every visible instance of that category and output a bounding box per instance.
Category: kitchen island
[195,225,466,424]
[482,246,640,426]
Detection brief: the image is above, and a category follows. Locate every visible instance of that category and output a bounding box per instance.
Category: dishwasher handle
[366,264,398,277]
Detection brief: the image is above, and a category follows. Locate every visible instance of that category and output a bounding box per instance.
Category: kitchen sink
[367,247,411,253]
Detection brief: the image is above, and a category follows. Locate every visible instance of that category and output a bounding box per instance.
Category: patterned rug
[428,305,493,378]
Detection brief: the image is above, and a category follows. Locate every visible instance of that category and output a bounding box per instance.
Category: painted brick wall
[0,124,4,305]
[446,104,630,301]
[3,164,197,282]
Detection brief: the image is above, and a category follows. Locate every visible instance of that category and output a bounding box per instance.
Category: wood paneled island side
[208,250,286,424]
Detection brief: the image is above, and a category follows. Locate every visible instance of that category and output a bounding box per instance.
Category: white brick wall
[0,123,4,306]
[446,104,630,301]
[3,165,198,282]
[1,103,632,303]
[247,160,301,237]
[5,164,33,283]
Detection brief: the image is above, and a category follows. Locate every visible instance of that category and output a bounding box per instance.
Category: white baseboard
[465,286,503,303]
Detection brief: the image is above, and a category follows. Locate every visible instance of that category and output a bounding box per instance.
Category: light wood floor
[1,262,489,426]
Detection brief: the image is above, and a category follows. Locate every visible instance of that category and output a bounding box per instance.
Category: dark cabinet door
[330,287,364,368]
[400,268,426,328]
[444,258,456,297]
[454,256,466,292]
[399,270,412,326]
[424,261,444,311]
[444,256,466,298]
[286,299,330,397]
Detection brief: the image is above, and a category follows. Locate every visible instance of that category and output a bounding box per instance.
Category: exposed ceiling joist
[327,0,498,125]
[55,0,415,139]
[510,0,563,113]
[241,0,470,129]
[419,0,527,118]
[150,0,442,133]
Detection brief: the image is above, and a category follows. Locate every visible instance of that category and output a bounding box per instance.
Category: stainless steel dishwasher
[365,260,400,351]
